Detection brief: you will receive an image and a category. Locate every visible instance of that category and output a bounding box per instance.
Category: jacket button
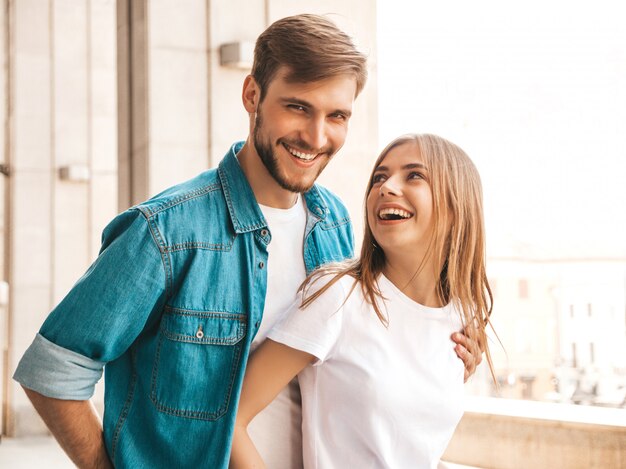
[259,261,265,269]
[261,229,269,237]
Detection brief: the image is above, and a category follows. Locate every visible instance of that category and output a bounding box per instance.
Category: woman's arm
[229,339,315,469]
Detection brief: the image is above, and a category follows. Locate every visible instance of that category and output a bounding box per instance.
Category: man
[14,14,480,469]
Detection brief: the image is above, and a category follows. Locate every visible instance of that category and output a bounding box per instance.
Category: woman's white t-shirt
[268,274,465,469]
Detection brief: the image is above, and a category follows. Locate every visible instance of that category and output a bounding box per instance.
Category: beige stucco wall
[444,398,626,469]
[6,0,118,436]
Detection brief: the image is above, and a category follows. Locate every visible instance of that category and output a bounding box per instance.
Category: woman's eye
[372,174,386,184]
[408,171,424,180]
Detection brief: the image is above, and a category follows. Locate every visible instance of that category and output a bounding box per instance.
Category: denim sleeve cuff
[13,333,105,400]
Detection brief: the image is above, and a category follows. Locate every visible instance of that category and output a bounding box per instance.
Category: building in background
[467,256,626,409]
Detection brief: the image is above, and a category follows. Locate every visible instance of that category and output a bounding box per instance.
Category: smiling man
[13,14,480,469]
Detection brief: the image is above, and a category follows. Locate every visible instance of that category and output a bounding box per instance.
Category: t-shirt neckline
[378,273,451,315]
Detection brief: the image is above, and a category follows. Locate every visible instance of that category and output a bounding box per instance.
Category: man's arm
[452,330,484,382]
[22,387,112,469]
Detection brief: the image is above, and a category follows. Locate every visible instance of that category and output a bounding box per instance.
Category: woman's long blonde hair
[300,133,496,382]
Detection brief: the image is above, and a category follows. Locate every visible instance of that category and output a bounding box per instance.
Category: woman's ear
[242,75,260,113]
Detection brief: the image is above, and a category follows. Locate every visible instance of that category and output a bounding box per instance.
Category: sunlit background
[379,0,626,408]
[0,1,624,467]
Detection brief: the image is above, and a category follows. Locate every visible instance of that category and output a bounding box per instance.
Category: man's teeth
[285,144,317,161]
[378,208,413,220]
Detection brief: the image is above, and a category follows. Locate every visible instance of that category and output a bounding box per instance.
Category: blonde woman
[230,134,495,468]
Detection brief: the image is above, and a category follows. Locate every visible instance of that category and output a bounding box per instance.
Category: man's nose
[303,117,328,151]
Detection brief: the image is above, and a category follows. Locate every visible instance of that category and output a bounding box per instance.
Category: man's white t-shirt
[268,274,465,469]
[248,195,307,469]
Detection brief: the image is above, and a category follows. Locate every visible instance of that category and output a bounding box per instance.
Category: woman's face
[367,141,435,259]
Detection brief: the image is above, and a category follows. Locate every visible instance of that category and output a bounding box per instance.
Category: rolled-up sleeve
[13,208,168,399]
[14,333,105,399]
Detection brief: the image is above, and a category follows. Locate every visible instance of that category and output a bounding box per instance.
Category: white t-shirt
[247,195,307,469]
[268,274,465,469]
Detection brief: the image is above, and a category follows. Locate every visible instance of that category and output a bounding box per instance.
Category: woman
[230,134,495,468]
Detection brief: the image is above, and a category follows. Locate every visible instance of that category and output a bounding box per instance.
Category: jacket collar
[218,142,329,234]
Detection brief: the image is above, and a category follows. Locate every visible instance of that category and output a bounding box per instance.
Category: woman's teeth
[378,208,413,220]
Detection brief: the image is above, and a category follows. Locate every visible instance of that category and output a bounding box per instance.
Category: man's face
[250,68,357,193]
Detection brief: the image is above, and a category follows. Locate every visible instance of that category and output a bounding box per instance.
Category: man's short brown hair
[252,14,368,100]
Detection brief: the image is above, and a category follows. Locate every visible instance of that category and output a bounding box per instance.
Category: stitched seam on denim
[164,307,245,320]
[141,211,173,295]
[218,165,239,231]
[162,327,244,345]
[149,333,164,413]
[140,183,221,217]
[111,346,138,461]
[320,216,350,230]
[149,332,243,421]
[303,220,317,275]
[238,220,266,232]
[222,336,243,421]
[219,165,266,233]
[164,240,234,252]
[307,185,334,221]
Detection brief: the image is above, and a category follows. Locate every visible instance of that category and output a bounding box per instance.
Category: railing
[443,397,626,469]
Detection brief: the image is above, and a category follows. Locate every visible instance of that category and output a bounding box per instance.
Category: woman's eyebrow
[374,163,428,172]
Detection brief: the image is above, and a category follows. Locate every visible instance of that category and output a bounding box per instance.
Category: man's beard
[253,111,331,194]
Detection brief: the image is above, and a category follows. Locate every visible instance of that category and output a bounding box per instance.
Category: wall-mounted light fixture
[58,164,91,182]
[219,41,254,70]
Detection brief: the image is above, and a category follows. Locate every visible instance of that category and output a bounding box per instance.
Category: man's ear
[242,75,260,113]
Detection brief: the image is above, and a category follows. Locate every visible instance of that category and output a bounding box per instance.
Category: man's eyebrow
[374,163,428,172]
[280,97,312,107]
[280,97,352,117]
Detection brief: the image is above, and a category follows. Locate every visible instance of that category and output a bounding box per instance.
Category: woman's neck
[382,254,443,308]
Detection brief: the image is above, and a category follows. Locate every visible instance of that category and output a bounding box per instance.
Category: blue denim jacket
[14,142,354,468]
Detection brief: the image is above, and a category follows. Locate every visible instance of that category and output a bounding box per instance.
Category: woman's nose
[380,177,401,197]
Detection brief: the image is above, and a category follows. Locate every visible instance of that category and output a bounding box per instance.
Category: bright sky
[377,0,626,259]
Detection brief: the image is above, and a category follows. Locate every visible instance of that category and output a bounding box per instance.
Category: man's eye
[330,113,347,121]
[288,104,306,112]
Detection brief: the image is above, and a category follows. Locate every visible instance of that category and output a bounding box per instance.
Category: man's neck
[236,139,299,209]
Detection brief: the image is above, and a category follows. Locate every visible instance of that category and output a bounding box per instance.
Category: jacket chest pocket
[150,308,247,420]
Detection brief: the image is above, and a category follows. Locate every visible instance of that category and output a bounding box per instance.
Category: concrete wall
[444,398,626,469]
[0,0,8,437]
[6,0,117,436]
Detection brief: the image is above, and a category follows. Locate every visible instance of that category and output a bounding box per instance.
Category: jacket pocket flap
[161,309,246,345]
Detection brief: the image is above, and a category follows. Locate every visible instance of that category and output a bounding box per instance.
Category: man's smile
[282,142,322,162]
